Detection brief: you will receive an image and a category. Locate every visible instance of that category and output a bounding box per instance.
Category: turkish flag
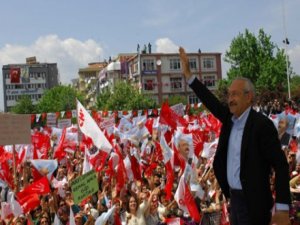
[17,176,51,200]
[10,67,21,83]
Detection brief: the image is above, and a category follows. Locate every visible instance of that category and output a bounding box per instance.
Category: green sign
[71,170,98,204]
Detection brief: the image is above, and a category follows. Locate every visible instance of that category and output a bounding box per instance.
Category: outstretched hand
[179,46,192,79]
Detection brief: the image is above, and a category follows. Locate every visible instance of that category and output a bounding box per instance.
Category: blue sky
[1,0,300,111]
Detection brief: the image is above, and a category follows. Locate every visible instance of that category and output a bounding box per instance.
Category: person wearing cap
[179,47,291,225]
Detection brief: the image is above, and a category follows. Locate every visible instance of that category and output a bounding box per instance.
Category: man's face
[227,80,252,118]
[278,119,288,133]
[178,139,189,160]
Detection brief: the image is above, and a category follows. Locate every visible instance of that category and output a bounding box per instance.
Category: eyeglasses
[227,90,249,98]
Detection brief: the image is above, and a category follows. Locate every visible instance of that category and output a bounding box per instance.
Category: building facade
[127,50,222,105]
[78,62,108,109]
[2,57,59,112]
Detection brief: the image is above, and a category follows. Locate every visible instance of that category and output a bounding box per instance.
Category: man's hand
[179,46,192,79]
[271,210,291,225]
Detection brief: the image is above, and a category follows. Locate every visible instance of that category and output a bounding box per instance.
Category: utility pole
[282,0,291,99]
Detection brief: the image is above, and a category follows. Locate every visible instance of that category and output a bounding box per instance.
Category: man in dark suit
[179,47,291,225]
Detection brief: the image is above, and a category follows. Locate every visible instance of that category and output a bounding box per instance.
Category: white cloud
[288,44,300,76]
[155,38,179,53]
[0,35,104,84]
[0,35,104,111]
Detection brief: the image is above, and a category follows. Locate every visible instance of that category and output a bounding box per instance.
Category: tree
[37,85,84,113]
[224,29,291,94]
[166,95,187,106]
[290,75,300,101]
[215,79,230,105]
[11,95,36,114]
[96,81,157,110]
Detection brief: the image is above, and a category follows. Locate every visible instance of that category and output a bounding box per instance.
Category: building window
[170,59,181,70]
[188,94,199,104]
[189,58,197,70]
[203,57,215,69]
[203,75,216,87]
[144,79,154,91]
[142,59,155,71]
[170,77,182,90]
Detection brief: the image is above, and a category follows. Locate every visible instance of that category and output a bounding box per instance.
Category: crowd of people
[1,46,300,225]
[0,95,299,225]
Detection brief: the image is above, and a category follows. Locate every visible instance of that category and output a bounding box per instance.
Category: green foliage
[290,75,300,101]
[224,28,290,93]
[11,95,36,114]
[37,85,84,113]
[96,81,157,110]
[166,95,188,106]
[215,79,230,104]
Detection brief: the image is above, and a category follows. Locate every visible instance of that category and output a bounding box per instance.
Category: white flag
[95,205,116,225]
[77,100,112,152]
[69,206,76,225]
[30,159,58,180]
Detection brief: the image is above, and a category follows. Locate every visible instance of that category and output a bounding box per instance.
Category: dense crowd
[0,99,300,225]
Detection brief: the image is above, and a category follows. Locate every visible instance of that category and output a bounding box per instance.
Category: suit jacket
[190,78,291,224]
[280,132,291,146]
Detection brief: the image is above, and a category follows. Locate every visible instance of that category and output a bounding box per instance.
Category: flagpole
[282,0,291,99]
[12,144,19,192]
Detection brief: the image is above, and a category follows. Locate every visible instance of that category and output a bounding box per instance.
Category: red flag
[114,213,122,225]
[159,102,188,130]
[114,147,127,193]
[172,144,186,174]
[31,131,51,159]
[89,150,108,172]
[53,128,67,160]
[0,161,15,190]
[192,130,204,157]
[17,176,51,200]
[289,137,298,153]
[129,153,142,181]
[0,146,13,163]
[160,132,174,200]
[165,217,184,225]
[220,201,230,225]
[174,176,201,223]
[18,193,40,213]
[10,67,21,83]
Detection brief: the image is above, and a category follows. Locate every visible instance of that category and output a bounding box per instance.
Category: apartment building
[127,49,222,105]
[2,57,59,112]
[78,62,108,109]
